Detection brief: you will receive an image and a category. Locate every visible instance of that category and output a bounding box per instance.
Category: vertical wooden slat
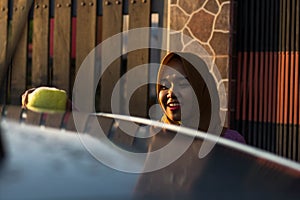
[0,0,9,104]
[294,0,300,161]
[247,0,255,144]
[235,0,248,141]
[0,104,4,158]
[241,0,249,141]
[248,0,254,131]
[64,112,88,132]
[84,116,114,138]
[253,0,260,147]
[24,110,43,126]
[100,0,122,113]
[258,0,265,149]
[127,0,151,118]
[53,0,72,94]
[75,0,96,72]
[10,0,29,105]
[75,0,96,112]
[288,0,295,159]
[268,0,276,153]
[32,0,50,87]
[283,0,290,158]
[45,113,64,129]
[278,51,285,156]
[294,51,300,161]
[262,0,269,150]
[5,105,23,122]
[276,0,281,155]
[267,0,272,152]
[272,0,279,154]
[277,0,284,156]
[0,105,3,121]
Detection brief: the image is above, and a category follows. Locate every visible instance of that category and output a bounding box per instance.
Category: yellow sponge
[25,87,68,113]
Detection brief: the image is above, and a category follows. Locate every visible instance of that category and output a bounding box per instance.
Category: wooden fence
[0,0,167,117]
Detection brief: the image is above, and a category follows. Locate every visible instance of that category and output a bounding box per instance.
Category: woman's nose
[167,84,176,98]
[167,90,173,98]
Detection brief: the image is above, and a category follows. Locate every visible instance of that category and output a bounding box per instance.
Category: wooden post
[127,0,151,118]
[53,0,72,94]
[74,0,97,112]
[10,0,29,105]
[0,0,9,104]
[100,0,123,113]
[32,0,50,86]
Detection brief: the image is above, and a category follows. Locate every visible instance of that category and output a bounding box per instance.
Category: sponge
[25,87,68,113]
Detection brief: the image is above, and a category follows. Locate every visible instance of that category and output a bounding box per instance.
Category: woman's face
[158,58,197,123]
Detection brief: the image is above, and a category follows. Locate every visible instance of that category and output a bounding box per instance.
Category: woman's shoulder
[222,128,246,144]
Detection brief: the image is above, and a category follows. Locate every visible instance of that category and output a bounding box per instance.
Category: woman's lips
[167,102,180,111]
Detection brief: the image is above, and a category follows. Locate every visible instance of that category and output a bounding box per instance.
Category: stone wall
[168,0,231,126]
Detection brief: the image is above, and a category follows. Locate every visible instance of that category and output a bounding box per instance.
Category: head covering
[156,52,221,133]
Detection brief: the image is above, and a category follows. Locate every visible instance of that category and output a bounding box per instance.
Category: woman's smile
[167,101,180,111]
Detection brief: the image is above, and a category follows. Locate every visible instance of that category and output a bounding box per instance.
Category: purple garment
[222,129,246,144]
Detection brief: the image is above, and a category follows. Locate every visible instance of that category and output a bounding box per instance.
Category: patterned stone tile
[182,28,194,45]
[169,32,184,51]
[169,0,232,122]
[204,0,220,14]
[183,40,213,58]
[214,57,229,79]
[178,0,206,14]
[215,3,230,30]
[187,10,214,43]
[170,6,189,31]
[210,32,229,55]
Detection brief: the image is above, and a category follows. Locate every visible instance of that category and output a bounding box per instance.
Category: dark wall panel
[232,0,300,161]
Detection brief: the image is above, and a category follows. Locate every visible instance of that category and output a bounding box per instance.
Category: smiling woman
[156,52,245,143]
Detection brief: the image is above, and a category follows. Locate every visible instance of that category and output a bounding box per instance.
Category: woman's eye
[161,85,168,90]
[160,82,170,90]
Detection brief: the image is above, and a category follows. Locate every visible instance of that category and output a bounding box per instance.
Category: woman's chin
[168,116,181,124]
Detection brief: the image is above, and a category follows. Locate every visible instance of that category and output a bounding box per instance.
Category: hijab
[156,52,221,133]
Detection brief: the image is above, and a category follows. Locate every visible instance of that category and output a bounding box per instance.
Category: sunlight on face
[158,58,197,124]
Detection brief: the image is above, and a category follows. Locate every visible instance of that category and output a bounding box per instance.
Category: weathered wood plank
[32,0,50,87]
[44,112,64,129]
[100,0,122,113]
[63,112,76,131]
[0,105,4,121]
[110,122,137,147]
[53,0,72,94]
[127,0,151,118]
[74,0,97,112]
[63,111,88,132]
[25,109,42,126]
[75,0,96,71]
[0,0,9,104]
[4,105,23,122]
[84,115,114,139]
[0,104,4,158]
[10,0,29,105]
